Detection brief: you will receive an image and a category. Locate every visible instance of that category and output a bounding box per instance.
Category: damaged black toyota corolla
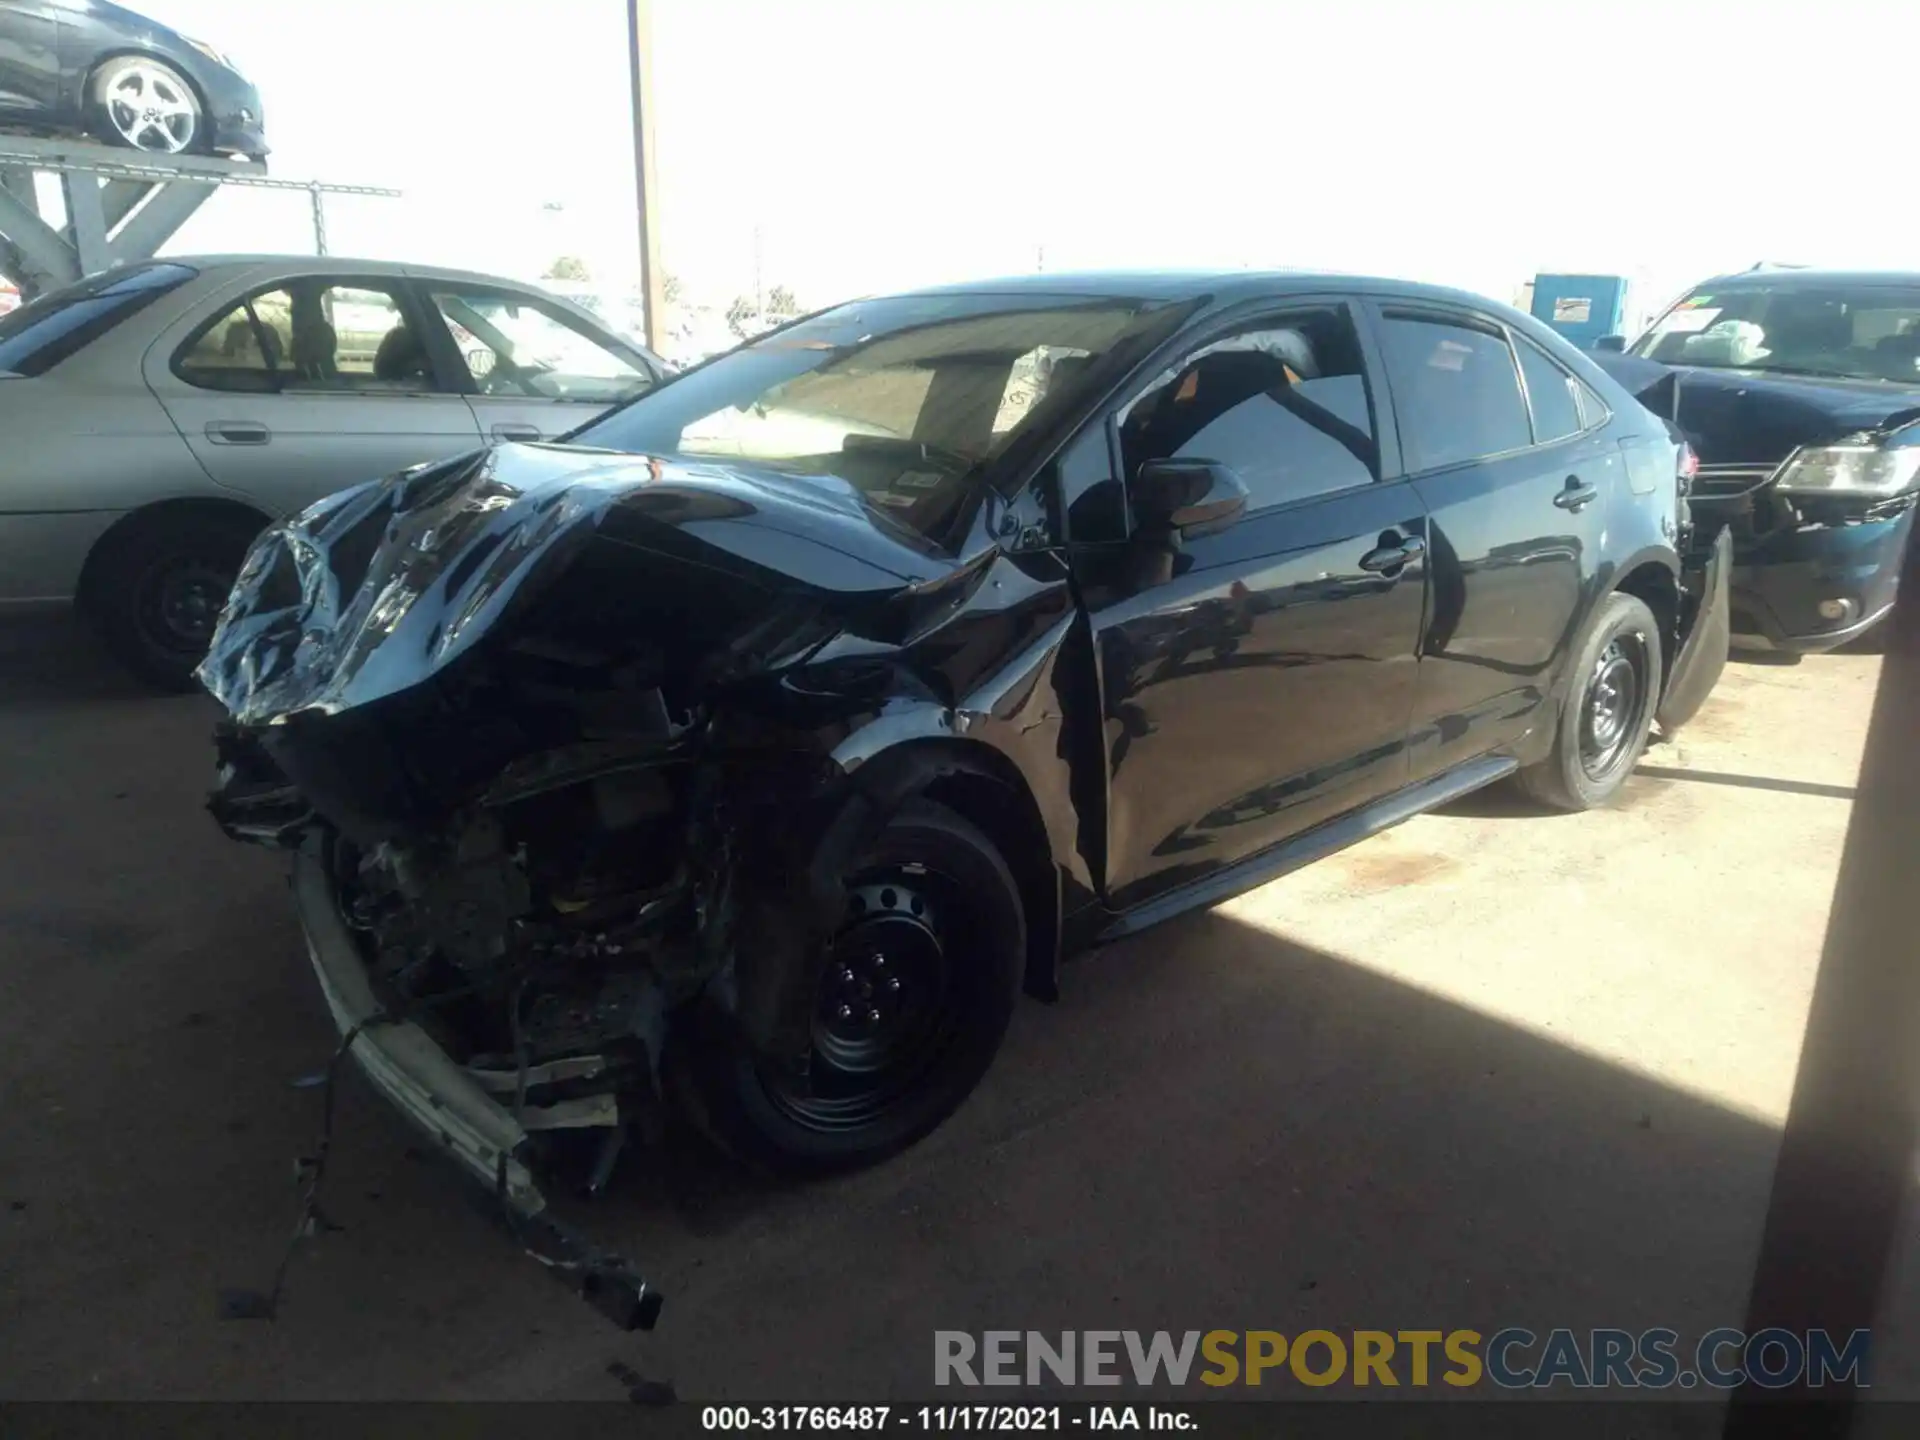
[201,273,1730,1326]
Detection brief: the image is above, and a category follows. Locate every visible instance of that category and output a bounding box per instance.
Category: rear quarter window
[0,263,198,377]
[1377,312,1533,470]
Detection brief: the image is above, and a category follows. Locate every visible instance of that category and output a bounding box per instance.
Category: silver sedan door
[413,282,658,443]
[143,273,484,519]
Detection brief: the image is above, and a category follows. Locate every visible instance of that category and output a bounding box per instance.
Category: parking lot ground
[2,615,1915,1401]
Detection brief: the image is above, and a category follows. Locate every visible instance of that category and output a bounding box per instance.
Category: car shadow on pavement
[1431,779,1553,819]
[0,612,154,703]
[1634,764,1856,802]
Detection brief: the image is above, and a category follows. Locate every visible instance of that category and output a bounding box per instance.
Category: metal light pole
[626,0,666,354]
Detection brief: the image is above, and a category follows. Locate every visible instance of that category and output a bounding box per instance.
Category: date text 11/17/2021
[701,1406,1193,1432]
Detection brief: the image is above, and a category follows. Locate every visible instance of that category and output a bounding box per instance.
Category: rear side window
[0,262,197,377]
[1378,313,1532,470]
[175,279,442,393]
[1513,335,1583,443]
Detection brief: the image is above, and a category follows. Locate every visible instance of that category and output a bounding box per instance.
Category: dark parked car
[202,273,1728,1324]
[0,0,266,157]
[1593,270,1920,652]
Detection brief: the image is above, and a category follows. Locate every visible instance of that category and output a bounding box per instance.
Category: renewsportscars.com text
[934,1328,1870,1390]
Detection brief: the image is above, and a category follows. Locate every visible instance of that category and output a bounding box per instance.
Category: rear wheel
[86,510,262,692]
[1517,592,1662,812]
[670,799,1024,1177]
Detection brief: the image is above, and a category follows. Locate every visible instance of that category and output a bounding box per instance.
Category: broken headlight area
[200,445,963,1328]
[207,639,869,1329]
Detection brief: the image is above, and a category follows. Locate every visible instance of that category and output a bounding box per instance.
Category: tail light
[1677,442,1700,494]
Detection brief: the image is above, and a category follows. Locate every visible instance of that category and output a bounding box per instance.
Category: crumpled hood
[197,442,956,727]
[1592,352,1920,466]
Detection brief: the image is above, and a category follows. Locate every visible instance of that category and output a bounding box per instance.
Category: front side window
[573,292,1191,548]
[1631,282,1920,384]
[176,279,438,393]
[0,262,197,377]
[1117,309,1380,515]
[1378,313,1532,470]
[427,288,654,405]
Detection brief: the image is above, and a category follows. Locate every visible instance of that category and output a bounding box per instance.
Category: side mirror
[1594,335,1627,353]
[1133,458,1250,540]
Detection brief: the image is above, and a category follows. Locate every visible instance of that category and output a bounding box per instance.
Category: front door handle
[1359,532,1426,574]
[205,420,270,445]
[1554,477,1599,511]
[490,422,541,442]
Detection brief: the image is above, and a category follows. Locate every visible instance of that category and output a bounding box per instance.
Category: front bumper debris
[291,850,663,1330]
[1657,524,1733,735]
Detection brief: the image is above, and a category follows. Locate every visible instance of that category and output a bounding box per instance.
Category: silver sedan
[0,255,667,687]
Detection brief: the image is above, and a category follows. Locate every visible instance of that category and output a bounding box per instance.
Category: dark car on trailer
[202,272,1729,1324]
[1593,269,1920,652]
[0,0,266,157]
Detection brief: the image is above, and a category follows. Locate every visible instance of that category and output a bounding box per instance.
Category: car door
[0,0,62,115]
[1365,303,1608,780]
[411,281,660,443]
[144,272,485,518]
[1071,301,1429,913]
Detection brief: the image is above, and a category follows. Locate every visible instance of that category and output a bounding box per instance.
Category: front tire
[1517,592,1663,812]
[90,57,203,156]
[86,510,261,692]
[670,799,1025,1177]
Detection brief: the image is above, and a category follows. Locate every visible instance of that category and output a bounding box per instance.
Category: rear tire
[669,799,1024,1178]
[1517,592,1662,812]
[86,510,262,693]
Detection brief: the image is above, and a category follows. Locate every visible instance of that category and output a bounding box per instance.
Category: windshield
[1631,281,1920,384]
[0,263,198,377]
[571,291,1190,545]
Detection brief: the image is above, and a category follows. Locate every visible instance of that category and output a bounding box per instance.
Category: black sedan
[0,0,266,157]
[202,272,1728,1324]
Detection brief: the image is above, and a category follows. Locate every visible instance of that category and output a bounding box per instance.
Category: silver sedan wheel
[106,64,198,154]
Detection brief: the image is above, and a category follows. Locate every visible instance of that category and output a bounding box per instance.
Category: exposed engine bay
[209,446,958,1101]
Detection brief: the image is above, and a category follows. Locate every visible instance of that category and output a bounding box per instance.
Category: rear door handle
[1554,477,1599,511]
[1359,532,1426,574]
[205,420,270,445]
[490,423,541,442]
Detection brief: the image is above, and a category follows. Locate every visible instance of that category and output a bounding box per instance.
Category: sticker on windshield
[1660,307,1723,335]
[1680,295,1716,308]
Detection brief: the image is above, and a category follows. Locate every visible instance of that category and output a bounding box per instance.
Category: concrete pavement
[0,615,1909,1401]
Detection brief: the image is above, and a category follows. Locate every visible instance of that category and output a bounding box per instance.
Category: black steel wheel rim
[1579,633,1647,779]
[762,867,964,1133]
[139,557,232,653]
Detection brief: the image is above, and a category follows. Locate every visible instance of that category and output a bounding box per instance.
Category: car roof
[885,269,1515,311]
[157,254,574,289]
[1690,268,1920,290]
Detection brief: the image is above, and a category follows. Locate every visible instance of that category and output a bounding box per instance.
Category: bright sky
[140,0,1919,326]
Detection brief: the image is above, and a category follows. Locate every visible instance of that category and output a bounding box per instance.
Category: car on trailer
[0,0,267,157]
